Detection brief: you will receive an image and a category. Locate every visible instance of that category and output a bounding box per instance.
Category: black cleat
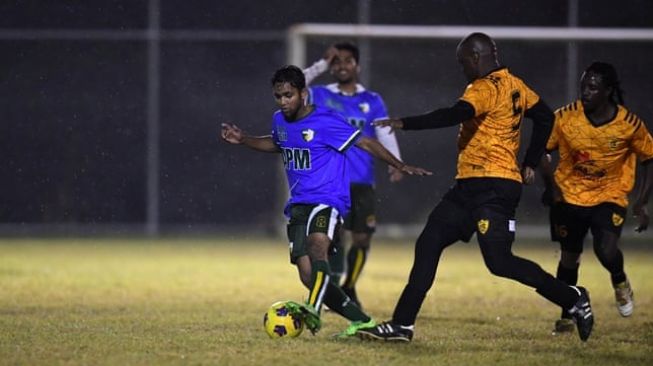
[569,286,594,342]
[356,321,413,342]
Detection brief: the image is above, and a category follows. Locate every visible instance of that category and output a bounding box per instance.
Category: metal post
[357,0,372,85]
[566,0,579,102]
[146,0,161,236]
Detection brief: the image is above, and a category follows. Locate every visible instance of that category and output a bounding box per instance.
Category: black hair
[333,42,360,63]
[270,65,306,90]
[584,61,625,105]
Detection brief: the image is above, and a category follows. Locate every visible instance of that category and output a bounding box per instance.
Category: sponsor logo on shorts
[612,212,624,226]
[477,219,489,235]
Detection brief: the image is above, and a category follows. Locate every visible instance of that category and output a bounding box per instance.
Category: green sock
[322,282,370,322]
[328,241,345,286]
[307,260,330,313]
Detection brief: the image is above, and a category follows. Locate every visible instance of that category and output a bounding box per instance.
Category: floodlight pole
[145,0,161,236]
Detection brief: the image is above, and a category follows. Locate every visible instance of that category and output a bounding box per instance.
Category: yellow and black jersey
[457,68,540,182]
[547,102,653,207]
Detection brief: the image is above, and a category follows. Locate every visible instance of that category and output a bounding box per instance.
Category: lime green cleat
[285,301,322,335]
[334,319,376,339]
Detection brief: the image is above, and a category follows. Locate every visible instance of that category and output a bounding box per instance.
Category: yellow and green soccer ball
[263,301,304,338]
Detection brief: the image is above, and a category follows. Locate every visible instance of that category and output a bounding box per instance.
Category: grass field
[0,237,652,365]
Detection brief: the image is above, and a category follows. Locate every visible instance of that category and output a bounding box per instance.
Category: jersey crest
[477,219,489,234]
[302,129,315,142]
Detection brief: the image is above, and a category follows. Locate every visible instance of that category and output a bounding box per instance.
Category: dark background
[2,0,652,235]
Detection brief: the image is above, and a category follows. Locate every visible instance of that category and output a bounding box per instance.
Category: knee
[351,232,371,249]
[594,241,619,262]
[299,272,312,288]
[560,251,581,268]
[485,256,511,277]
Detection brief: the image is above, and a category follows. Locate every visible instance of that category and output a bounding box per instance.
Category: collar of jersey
[326,83,366,96]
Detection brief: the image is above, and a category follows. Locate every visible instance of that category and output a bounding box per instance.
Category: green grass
[0,237,652,365]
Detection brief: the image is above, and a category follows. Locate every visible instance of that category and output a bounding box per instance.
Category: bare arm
[355,136,432,176]
[221,123,281,153]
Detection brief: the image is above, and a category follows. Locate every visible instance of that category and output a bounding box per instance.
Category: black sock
[322,282,370,322]
[555,262,579,319]
[606,250,627,286]
[328,241,345,286]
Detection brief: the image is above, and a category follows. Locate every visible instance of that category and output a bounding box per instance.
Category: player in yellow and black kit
[541,62,653,333]
[356,32,594,343]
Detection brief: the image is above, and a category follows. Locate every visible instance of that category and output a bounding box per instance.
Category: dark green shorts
[286,204,342,264]
[343,183,376,233]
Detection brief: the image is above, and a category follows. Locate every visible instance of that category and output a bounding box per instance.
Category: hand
[397,164,432,176]
[633,202,649,232]
[221,122,245,144]
[521,166,535,185]
[388,165,404,183]
[373,118,404,134]
[323,46,338,64]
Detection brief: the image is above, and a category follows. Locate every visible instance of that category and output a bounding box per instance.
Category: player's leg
[550,202,588,332]
[590,203,633,316]
[283,204,332,333]
[340,184,376,308]
[327,225,345,286]
[474,180,593,341]
[341,231,371,308]
[357,185,472,342]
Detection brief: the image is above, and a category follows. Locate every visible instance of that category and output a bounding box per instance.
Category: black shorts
[549,201,627,253]
[343,183,376,233]
[429,178,521,243]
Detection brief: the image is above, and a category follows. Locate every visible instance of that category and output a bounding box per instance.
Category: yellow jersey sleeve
[629,114,653,161]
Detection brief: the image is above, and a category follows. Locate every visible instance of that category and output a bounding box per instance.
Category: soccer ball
[263,301,304,338]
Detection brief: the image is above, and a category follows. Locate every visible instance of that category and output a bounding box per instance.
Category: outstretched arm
[632,159,653,232]
[355,136,432,176]
[373,100,475,132]
[221,123,280,153]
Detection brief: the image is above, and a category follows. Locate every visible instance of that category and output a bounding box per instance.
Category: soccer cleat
[614,280,634,317]
[568,286,594,342]
[553,318,576,333]
[285,301,322,335]
[356,321,414,342]
[334,319,376,339]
